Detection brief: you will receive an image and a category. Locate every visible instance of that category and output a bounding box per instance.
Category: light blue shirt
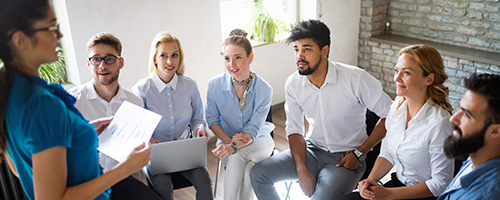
[206,72,272,140]
[438,157,500,200]
[132,74,205,142]
[6,72,109,200]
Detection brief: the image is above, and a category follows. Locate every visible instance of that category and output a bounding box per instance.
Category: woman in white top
[132,31,212,200]
[342,44,454,200]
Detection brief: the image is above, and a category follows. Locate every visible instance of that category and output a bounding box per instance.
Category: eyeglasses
[8,24,61,40]
[33,24,60,34]
[88,55,120,66]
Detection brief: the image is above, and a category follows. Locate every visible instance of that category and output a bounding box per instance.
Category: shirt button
[169,105,172,108]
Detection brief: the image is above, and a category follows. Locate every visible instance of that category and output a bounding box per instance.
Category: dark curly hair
[286,19,331,50]
[464,73,500,125]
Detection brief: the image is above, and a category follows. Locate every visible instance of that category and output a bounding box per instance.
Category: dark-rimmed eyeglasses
[33,24,60,34]
[8,24,61,40]
[88,55,120,66]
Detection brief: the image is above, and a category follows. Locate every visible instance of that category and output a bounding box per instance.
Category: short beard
[298,57,321,75]
[443,123,489,158]
[96,73,119,86]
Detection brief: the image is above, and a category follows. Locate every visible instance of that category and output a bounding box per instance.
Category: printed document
[97,101,161,163]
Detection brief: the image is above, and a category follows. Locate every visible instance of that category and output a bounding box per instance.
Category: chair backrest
[361,109,381,180]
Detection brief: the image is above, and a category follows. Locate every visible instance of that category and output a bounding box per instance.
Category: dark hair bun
[229,29,248,37]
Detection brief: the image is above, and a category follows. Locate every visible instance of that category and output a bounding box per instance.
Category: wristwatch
[353,149,367,161]
[229,141,238,154]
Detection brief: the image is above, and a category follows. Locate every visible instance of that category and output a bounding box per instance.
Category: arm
[289,134,316,197]
[32,144,150,200]
[357,118,386,154]
[5,153,18,177]
[242,80,273,140]
[190,81,206,137]
[336,118,387,170]
[358,157,393,199]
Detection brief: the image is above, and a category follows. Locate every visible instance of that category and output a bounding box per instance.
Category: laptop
[148,137,207,176]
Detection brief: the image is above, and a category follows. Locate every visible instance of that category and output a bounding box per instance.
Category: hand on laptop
[196,129,207,137]
[149,138,161,144]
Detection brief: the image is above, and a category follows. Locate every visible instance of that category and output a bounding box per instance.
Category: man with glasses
[68,32,162,199]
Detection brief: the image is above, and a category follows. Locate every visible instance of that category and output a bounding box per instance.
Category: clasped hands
[212,132,252,158]
[358,179,391,200]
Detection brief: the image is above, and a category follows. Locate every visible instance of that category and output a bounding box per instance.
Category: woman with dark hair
[0,1,150,199]
[342,44,454,200]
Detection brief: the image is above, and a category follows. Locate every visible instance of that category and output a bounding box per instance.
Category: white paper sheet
[97,101,161,163]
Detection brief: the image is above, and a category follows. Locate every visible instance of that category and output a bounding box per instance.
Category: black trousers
[341,173,437,200]
[110,176,163,200]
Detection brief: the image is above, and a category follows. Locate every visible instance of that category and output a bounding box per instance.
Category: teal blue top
[5,72,109,200]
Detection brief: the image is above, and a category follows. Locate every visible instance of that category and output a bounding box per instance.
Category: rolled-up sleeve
[284,76,305,138]
[356,71,392,118]
[425,118,454,196]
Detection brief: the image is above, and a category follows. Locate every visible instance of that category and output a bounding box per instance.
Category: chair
[0,154,27,200]
[283,109,380,199]
[213,109,274,198]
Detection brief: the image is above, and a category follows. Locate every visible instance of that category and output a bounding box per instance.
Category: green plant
[39,47,68,84]
[248,3,292,44]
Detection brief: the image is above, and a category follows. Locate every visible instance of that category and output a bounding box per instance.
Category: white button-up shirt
[284,60,392,152]
[380,97,454,196]
[67,80,144,171]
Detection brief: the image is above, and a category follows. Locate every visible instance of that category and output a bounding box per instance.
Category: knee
[250,161,267,183]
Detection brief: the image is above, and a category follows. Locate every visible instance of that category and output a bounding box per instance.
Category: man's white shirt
[67,80,144,171]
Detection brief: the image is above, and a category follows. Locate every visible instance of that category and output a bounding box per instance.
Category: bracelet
[229,141,237,154]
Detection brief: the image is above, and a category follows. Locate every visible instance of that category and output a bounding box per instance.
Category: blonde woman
[132,31,212,200]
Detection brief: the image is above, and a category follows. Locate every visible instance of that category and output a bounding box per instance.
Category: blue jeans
[110,176,162,200]
[250,141,366,200]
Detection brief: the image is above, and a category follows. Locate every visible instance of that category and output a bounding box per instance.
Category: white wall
[319,0,361,66]
[56,0,360,106]
[58,0,224,105]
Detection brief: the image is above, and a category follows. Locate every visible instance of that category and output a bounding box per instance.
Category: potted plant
[0,47,67,84]
[39,47,68,84]
[248,3,292,44]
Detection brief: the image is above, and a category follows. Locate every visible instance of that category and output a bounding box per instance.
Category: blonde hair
[148,31,184,75]
[223,29,252,56]
[396,44,453,114]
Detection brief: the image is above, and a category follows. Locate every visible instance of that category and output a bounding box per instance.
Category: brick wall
[358,0,500,112]
[390,0,500,53]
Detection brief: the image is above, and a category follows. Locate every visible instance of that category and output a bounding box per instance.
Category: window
[219,0,298,45]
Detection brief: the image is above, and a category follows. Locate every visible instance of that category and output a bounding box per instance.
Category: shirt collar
[412,98,433,122]
[461,157,500,188]
[86,79,128,101]
[301,60,337,88]
[152,73,178,92]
